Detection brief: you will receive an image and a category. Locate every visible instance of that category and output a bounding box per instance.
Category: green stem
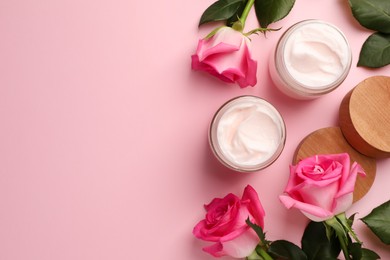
[325,217,351,260]
[338,233,351,260]
[246,249,261,260]
[240,0,255,28]
[336,213,361,244]
[257,247,273,260]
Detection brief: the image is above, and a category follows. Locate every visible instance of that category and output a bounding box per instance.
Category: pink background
[1,0,389,259]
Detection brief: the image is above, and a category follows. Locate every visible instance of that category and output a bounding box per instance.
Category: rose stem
[338,235,351,260]
[257,247,273,260]
[239,0,255,29]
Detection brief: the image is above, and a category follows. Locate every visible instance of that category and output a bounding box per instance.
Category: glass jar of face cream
[269,20,352,99]
[209,96,286,172]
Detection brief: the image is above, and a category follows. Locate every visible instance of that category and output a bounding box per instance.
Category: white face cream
[209,96,286,172]
[269,20,352,99]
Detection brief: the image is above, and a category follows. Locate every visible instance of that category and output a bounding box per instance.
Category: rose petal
[331,153,351,187]
[331,162,365,214]
[284,165,301,191]
[205,26,244,49]
[205,195,241,237]
[199,42,240,62]
[242,185,265,228]
[194,185,264,258]
[202,42,245,74]
[191,54,234,83]
[297,181,339,211]
[280,153,366,222]
[202,242,224,257]
[220,67,245,82]
[236,39,257,88]
[191,27,257,88]
[209,228,260,258]
[336,162,366,199]
[295,173,341,187]
[279,195,334,222]
[332,193,353,216]
[219,225,249,242]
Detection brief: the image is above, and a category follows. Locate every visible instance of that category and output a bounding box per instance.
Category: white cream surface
[284,22,349,88]
[217,101,282,166]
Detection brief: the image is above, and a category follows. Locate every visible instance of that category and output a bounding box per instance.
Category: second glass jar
[269,20,352,99]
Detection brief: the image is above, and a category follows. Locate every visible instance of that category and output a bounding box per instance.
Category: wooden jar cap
[293,127,376,202]
[339,76,390,158]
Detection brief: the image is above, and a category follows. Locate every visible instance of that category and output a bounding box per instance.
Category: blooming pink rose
[191,26,257,88]
[279,153,366,222]
[193,185,265,258]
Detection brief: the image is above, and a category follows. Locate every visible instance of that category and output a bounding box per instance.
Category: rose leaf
[199,0,245,26]
[246,218,269,247]
[348,243,363,259]
[254,0,295,28]
[301,221,341,260]
[226,0,247,26]
[349,0,390,33]
[268,240,307,260]
[348,243,380,260]
[361,199,390,245]
[361,248,381,259]
[357,32,390,68]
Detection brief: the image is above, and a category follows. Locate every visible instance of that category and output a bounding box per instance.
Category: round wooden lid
[339,76,390,158]
[293,127,376,202]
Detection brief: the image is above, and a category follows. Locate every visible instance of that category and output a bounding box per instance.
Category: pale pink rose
[193,185,265,258]
[191,26,257,88]
[279,153,366,222]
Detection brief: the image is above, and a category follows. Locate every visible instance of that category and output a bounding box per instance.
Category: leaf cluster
[349,0,390,68]
[198,0,295,30]
[246,199,390,260]
[301,200,390,260]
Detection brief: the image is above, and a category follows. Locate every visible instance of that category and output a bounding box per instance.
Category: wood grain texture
[293,127,376,202]
[339,76,390,158]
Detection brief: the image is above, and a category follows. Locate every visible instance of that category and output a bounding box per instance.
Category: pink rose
[191,26,257,88]
[193,185,265,258]
[279,153,366,222]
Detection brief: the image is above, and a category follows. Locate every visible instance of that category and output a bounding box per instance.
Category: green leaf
[361,199,390,245]
[360,248,381,260]
[268,240,307,260]
[226,0,247,26]
[348,243,380,260]
[246,218,270,247]
[302,221,341,260]
[348,242,363,259]
[349,0,390,33]
[357,33,390,68]
[254,0,295,28]
[199,0,244,26]
[348,213,357,227]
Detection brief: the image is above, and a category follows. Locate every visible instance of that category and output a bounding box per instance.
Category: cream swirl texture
[283,22,350,88]
[217,101,282,166]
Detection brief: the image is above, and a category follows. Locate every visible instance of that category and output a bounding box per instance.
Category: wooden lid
[293,127,376,202]
[339,76,390,158]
